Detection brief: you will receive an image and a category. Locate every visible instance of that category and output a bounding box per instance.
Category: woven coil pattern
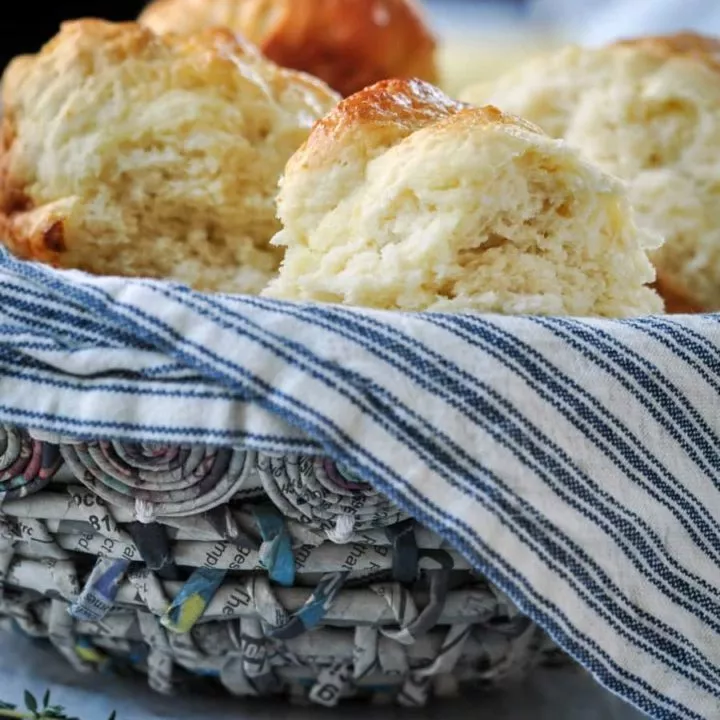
[0,425,562,706]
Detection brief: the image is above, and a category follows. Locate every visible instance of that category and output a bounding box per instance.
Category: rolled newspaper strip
[161,567,228,634]
[60,441,256,520]
[0,425,62,501]
[10,533,471,581]
[2,488,450,548]
[69,557,132,622]
[5,556,501,628]
[256,454,408,542]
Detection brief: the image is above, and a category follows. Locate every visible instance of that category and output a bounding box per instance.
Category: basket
[0,425,562,707]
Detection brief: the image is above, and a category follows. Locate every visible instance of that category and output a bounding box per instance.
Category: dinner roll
[461,32,720,312]
[263,78,663,318]
[138,0,438,97]
[0,19,339,293]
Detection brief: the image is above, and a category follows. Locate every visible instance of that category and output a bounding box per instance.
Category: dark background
[0,0,528,72]
[1,1,147,70]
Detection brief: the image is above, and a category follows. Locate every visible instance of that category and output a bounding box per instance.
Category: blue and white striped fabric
[0,247,718,720]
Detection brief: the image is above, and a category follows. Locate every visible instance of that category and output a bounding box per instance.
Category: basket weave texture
[0,425,560,706]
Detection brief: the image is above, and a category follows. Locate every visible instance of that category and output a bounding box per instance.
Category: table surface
[0,631,644,720]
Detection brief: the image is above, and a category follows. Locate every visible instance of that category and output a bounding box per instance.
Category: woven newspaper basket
[0,427,561,707]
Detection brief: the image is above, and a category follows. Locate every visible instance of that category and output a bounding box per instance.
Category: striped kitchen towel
[0,246,718,720]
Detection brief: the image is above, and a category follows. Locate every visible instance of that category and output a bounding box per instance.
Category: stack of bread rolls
[2,0,717,319]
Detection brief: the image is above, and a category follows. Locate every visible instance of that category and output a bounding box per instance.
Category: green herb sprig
[0,690,116,720]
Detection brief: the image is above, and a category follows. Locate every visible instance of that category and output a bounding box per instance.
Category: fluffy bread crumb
[0,19,339,293]
[263,79,663,318]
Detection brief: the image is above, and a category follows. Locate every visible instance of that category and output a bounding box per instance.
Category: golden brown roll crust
[653,273,704,315]
[0,19,339,293]
[264,78,663,318]
[461,31,720,313]
[139,0,438,97]
[287,77,470,176]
